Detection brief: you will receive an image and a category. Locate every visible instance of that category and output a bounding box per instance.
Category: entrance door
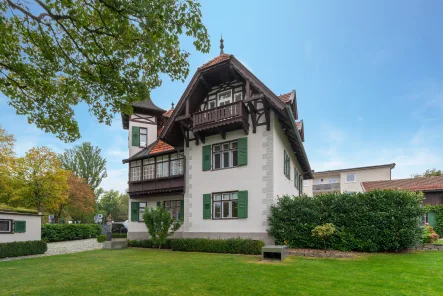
[428,211,437,228]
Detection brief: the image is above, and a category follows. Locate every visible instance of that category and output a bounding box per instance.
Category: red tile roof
[149,140,175,155]
[278,92,292,104]
[163,108,174,118]
[296,121,301,130]
[362,176,443,192]
[157,127,163,136]
[199,54,232,70]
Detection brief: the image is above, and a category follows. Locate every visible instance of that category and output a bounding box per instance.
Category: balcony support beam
[248,101,257,134]
[194,131,205,145]
[217,127,226,139]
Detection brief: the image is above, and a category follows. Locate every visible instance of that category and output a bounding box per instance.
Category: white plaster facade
[128,113,158,157]
[0,212,41,243]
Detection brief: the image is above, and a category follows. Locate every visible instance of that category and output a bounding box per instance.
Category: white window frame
[130,160,142,182]
[138,202,147,222]
[217,89,232,106]
[212,140,238,170]
[345,174,356,183]
[212,192,238,219]
[329,178,338,184]
[234,92,243,102]
[303,180,309,187]
[0,219,12,233]
[139,127,148,148]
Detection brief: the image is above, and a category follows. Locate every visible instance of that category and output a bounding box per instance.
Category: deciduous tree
[1,0,210,142]
[413,168,442,178]
[15,147,69,213]
[59,142,107,191]
[0,125,17,202]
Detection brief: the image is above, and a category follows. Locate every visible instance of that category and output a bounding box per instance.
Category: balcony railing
[313,183,340,192]
[192,101,248,131]
[129,175,184,196]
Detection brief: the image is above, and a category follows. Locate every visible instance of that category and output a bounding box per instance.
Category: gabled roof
[159,53,313,178]
[361,176,443,192]
[150,140,175,155]
[122,139,176,164]
[163,108,174,118]
[278,92,292,104]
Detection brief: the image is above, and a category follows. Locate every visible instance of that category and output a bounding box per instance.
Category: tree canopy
[413,168,442,178]
[59,142,107,191]
[1,0,210,142]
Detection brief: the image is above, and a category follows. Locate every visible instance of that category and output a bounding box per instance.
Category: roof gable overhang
[159,55,313,179]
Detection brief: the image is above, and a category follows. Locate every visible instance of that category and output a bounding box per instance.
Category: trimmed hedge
[97,235,106,243]
[268,190,424,252]
[129,238,264,255]
[0,240,47,259]
[129,239,172,249]
[171,238,264,255]
[112,233,127,239]
[42,224,101,242]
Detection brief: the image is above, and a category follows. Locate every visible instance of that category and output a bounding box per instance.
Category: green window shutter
[237,137,248,166]
[283,150,286,176]
[203,194,211,219]
[132,126,140,147]
[14,221,26,233]
[180,200,184,222]
[300,176,303,195]
[238,190,248,219]
[202,145,211,171]
[131,202,139,222]
[428,211,437,228]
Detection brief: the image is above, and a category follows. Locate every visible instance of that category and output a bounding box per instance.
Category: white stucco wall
[128,194,184,234]
[305,166,393,196]
[0,213,41,243]
[184,124,271,234]
[128,113,158,157]
[272,115,302,199]
[340,167,391,193]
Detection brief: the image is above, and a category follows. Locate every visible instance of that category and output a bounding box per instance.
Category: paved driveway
[0,239,103,262]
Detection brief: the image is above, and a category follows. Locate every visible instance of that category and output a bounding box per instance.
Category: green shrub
[143,206,182,249]
[97,235,106,243]
[171,238,264,255]
[424,205,443,236]
[112,233,127,239]
[0,240,47,259]
[312,223,336,253]
[42,224,101,242]
[128,239,172,249]
[423,224,440,244]
[268,190,424,252]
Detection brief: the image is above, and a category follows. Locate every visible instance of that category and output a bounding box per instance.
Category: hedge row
[129,238,264,255]
[268,190,424,252]
[97,233,128,242]
[42,224,101,242]
[0,240,47,259]
[424,205,443,236]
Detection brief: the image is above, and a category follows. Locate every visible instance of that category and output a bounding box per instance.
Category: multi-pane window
[213,192,238,219]
[345,174,356,183]
[284,150,290,179]
[140,128,147,147]
[213,141,238,170]
[130,160,142,181]
[156,155,170,178]
[131,153,184,181]
[164,200,181,220]
[217,90,232,106]
[170,153,184,176]
[138,202,147,222]
[143,158,155,180]
[234,92,242,102]
[0,219,12,233]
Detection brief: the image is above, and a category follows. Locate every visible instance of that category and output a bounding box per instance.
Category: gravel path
[0,239,103,262]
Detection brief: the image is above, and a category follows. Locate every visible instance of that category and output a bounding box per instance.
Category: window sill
[211,218,239,220]
[211,166,239,172]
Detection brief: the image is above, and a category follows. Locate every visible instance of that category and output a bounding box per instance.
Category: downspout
[284,105,312,179]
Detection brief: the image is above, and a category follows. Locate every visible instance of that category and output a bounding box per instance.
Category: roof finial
[220,34,224,55]
[171,102,175,109]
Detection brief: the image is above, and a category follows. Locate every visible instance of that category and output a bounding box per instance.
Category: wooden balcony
[128,175,184,196]
[192,101,249,136]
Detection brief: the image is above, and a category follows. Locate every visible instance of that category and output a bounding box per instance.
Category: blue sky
[1,0,443,193]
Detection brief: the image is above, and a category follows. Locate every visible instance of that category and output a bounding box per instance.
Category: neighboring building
[362,176,443,205]
[303,163,395,196]
[0,206,42,243]
[122,45,312,244]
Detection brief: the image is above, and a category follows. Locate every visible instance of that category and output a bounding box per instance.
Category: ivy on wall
[424,205,443,236]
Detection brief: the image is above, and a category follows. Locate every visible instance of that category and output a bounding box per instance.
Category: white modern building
[122,47,312,244]
[303,163,396,196]
[0,207,42,243]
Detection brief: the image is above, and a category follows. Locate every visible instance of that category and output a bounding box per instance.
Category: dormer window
[218,90,232,106]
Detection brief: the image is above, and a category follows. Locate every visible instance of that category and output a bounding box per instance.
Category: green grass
[0,249,442,296]
[435,239,443,245]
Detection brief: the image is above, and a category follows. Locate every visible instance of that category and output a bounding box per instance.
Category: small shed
[0,205,42,243]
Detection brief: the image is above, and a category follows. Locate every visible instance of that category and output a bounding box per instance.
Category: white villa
[122,45,312,244]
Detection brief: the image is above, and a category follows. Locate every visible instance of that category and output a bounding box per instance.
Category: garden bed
[289,248,361,258]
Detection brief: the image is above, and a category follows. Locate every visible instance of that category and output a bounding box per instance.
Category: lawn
[1,249,442,296]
